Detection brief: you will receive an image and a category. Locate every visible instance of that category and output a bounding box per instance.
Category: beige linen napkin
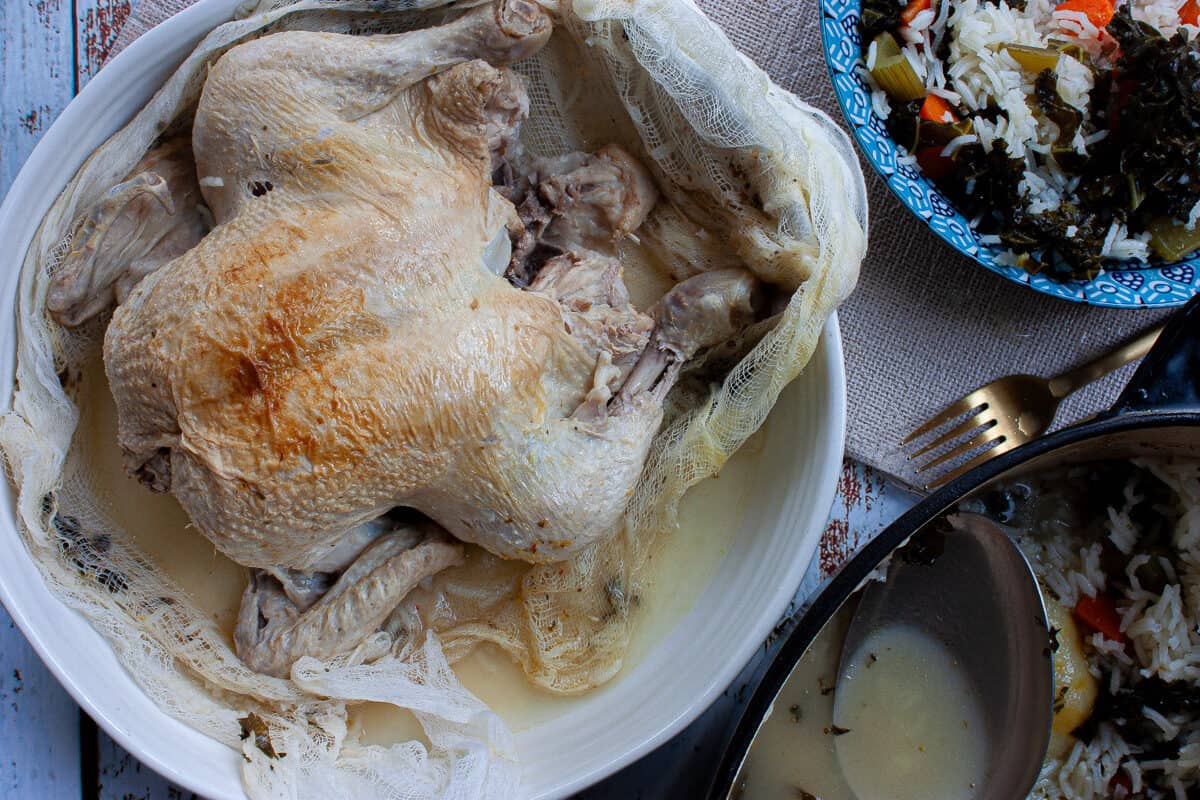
[109,0,1170,486]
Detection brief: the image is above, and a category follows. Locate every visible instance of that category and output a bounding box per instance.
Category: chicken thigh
[55,0,767,674]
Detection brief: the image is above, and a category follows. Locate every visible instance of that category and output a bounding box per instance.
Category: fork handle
[1047,324,1165,399]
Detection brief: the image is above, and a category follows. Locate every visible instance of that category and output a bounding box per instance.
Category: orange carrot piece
[919,94,959,123]
[1073,593,1125,642]
[900,0,933,25]
[1182,0,1200,26]
[1055,0,1115,29]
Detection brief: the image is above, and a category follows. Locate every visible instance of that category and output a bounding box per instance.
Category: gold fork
[902,324,1165,490]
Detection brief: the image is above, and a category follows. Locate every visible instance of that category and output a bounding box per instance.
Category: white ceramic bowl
[0,3,847,797]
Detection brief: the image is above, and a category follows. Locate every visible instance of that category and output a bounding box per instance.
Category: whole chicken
[49,0,766,675]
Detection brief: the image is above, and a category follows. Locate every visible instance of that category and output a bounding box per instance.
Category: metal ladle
[720,512,1054,799]
[831,512,1054,799]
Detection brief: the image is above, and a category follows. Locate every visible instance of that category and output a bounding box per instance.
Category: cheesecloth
[0,0,866,796]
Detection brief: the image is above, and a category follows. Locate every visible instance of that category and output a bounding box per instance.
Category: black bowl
[708,294,1200,798]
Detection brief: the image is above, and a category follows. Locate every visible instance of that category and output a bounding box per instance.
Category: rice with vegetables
[963,459,1200,797]
[860,0,1200,279]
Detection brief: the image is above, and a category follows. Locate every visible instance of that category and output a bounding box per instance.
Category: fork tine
[914,428,1003,474]
[923,437,1021,490]
[901,394,988,445]
[907,414,996,460]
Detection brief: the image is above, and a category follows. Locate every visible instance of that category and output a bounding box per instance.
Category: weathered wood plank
[0,0,76,198]
[96,729,200,800]
[76,0,136,90]
[0,4,88,797]
[0,607,83,799]
[818,460,920,580]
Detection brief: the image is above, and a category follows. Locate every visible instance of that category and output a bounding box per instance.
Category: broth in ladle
[734,603,988,800]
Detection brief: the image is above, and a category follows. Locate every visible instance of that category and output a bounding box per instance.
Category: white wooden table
[0,2,921,796]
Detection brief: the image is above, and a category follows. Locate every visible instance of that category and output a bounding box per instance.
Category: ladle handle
[1114,294,1200,415]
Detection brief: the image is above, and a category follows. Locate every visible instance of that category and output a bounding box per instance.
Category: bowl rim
[817,0,1200,310]
[0,2,850,797]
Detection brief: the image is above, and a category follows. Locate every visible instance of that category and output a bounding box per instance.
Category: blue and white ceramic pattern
[819,0,1200,308]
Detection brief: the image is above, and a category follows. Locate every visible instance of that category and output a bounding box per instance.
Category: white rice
[867,0,1188,268]
[1053,8,1102,40]
[1014,459,1200,798]
[928,85,964,103]
[1127,582,1200,682]
[1101,223,1152,261]
[931,0,955,51]
[909,7,938,30]
[1134,0,1190,36]
[903,41,928,79]
[870,86,892,119]
[1186,198,1200,231]
[1056,53,1096,115]
[1104,510,1132,554]
[941,132,980,156]
[1144,705,1183,739]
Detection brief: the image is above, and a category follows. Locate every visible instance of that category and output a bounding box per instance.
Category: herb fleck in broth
[76,358,761,740]
[735,603,858,800]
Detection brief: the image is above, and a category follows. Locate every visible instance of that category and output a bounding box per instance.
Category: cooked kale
[871,4,1200,279]
[1034,69,1082,150]
[886,99,923,153]
[859,0,905,43]
[1100,8,1200,223]
[1002,204,1114,279]
[1074,675,1197,763]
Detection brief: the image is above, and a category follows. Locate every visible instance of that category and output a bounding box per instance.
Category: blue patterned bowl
[819,0,1200,308]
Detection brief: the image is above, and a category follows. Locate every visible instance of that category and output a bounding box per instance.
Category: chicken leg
[192,0,550,225]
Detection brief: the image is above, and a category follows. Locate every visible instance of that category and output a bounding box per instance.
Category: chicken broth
[76,359,247,632]
[735,603,858,800]
[833,625,988,800]
[76,357,758,738]
[736,605,988,800]
[359,428,762,741]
